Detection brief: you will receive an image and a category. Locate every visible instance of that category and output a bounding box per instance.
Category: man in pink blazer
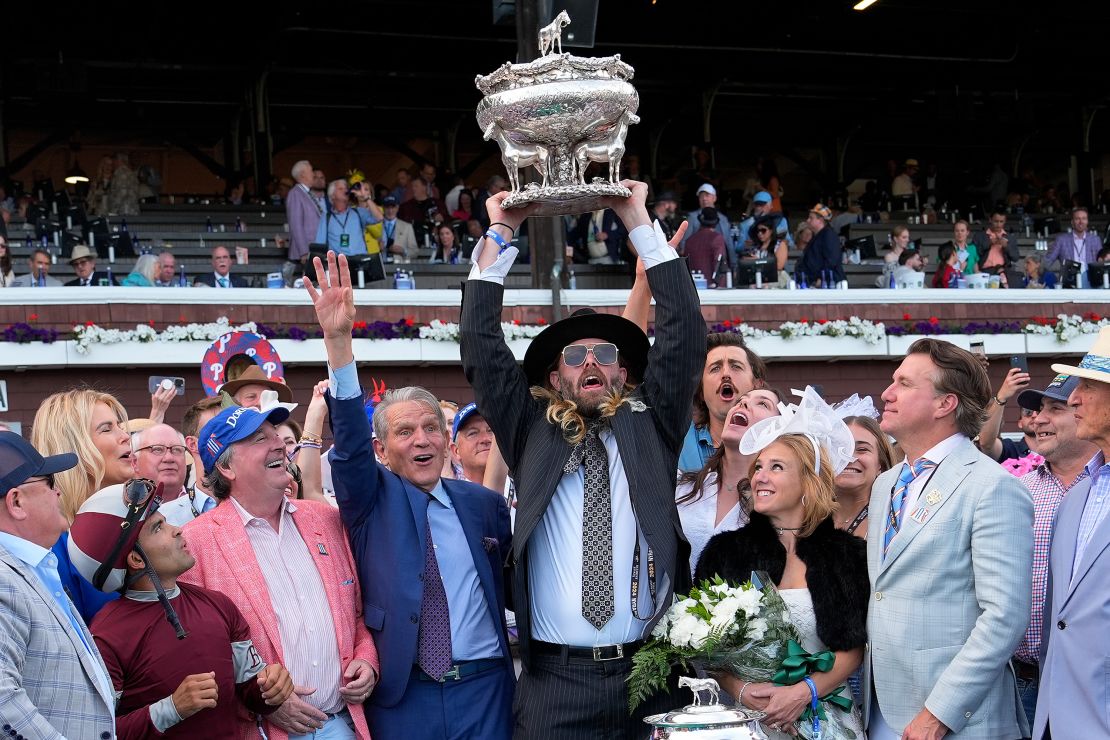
[181,405,379,740]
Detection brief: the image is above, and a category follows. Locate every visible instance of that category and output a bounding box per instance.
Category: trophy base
[502,182,631,216]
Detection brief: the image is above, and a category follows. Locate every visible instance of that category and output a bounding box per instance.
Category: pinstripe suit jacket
[459,258,707,667]
[180,499,377,740]
[0,543,116,740]
[863,436,1033,738]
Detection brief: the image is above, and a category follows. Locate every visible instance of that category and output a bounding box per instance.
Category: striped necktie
[218,276,229,288]
[883,457,936,556]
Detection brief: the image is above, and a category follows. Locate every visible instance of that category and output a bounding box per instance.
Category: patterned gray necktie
[565,419,614,629]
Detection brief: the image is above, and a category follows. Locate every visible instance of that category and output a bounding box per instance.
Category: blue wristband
[484,229,510,253]
[803,677,820,739]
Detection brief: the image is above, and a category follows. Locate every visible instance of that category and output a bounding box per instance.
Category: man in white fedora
[1033,326,1110,739]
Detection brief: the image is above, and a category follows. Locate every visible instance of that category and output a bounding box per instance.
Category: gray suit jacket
[1033,473,1107,739]
[0,544,116,739]
[459,258,706,668]
[864,437,1033,738]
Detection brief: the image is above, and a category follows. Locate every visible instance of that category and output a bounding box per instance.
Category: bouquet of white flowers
[628,573,799,711]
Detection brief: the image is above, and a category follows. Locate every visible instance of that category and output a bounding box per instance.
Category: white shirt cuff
[633,221,680,268]
[466,235,519,284]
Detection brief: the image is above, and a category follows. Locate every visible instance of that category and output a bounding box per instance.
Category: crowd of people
[5,153,1110,291]
[1,182,1108,740]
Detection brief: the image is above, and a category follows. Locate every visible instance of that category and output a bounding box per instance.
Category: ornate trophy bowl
[475,12,639,216]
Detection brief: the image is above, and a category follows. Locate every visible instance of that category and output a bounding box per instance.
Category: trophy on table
[475,11,640,216]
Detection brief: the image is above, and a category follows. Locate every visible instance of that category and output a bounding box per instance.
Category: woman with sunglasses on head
[678,388,783,574]
[32,389,134,623]
[695,389,868,739]
[747,218,790,288]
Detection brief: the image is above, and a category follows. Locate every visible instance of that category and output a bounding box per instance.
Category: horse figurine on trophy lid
[475,12,640,216]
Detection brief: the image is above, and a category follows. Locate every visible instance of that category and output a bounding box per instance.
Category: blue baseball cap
[452,402,482,440]
[1017,374,1080,412]
[0,431,77,495]
[198,405,291,475]
[752,191,773,205]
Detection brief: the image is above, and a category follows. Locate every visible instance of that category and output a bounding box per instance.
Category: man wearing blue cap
[1010,374,1097,728]
[735,190,791,255]
[450,403,495,484]
[178,405,380,740]
[0,431,116,739]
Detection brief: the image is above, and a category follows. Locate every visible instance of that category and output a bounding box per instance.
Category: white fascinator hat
[738,386,858,475]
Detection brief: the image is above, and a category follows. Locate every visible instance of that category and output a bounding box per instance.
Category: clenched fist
[171,672,218,719]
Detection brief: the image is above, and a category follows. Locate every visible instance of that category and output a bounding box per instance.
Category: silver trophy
[475,11,640,216]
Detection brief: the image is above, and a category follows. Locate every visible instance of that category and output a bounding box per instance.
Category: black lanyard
[630,539,658,621]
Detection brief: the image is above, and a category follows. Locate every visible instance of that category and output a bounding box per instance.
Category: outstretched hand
[304,252,355,339]
[303,251,356,367]
[484,191,540,236]
[600,180,651,232]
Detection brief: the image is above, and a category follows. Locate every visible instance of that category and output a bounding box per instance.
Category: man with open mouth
[460,180,707,739]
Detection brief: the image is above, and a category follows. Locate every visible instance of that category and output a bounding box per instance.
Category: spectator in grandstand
[890,248,925,287]
[314,179,382,258]
[474,175,507,230]
[1023,253,1057,289]
[86,156,114,217]
[736,190,790,251]
[121,253,160,287]
[1044,207,1103,288]
[0,235,13,287]
[12,247,62,287]
[194,245,249,288]
[389,168,413,204]
[931,243,961,288]
[399,178,448,247]
[379,195,419,262]
[286,159,322,285]
[64,244,116,287]
[795,204,845,287]
[451,189,475,222]
[153,250,178,287]
[419,162,441,200]
[311,168,327,208]
[108,152,141,216]
[680,183,734,263]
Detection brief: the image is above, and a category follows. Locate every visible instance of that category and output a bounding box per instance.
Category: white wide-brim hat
[1052,326,1110,385]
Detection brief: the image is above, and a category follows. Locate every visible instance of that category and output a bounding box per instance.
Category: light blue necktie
[218,277,229,288]
[883,457,935,556]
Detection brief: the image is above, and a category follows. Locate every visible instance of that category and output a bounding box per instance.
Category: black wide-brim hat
[523,308,650,387]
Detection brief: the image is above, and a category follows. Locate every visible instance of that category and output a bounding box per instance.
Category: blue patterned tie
[883,457,935,556]
[417,516,452,679]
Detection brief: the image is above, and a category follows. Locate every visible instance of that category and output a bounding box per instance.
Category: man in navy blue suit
[305,250,514,740]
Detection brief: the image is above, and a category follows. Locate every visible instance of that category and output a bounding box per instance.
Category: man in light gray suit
[284,159,324,285]
[865,338,1033,740]
[0,431,116,739]
[1034,327,1110,739]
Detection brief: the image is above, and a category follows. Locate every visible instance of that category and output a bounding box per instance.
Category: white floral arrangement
[776,317,887,345]
[72,317,258,354]
[1022,313,1110,342]
[418,319,547,342]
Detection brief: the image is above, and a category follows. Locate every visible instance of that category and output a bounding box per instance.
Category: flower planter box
[888,334,971,357]
[0,341,70,369]
[68,340,211,366]
[1024,334,1095,357]
[420,341,462,363]
[351,339,421,364]
[749,335,885,361]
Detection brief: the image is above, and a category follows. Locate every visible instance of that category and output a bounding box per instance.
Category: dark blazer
[192,272,250,288]
[460,257,707,668]
[325,393,514,708]
[64,271,118,286]
[796,225,845,285]
[695,513,869,652]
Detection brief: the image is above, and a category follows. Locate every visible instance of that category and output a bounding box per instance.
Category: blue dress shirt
[314,207,380,257]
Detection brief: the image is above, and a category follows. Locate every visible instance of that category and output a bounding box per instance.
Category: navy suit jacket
[192,272,250,288]
[326,393,513,708]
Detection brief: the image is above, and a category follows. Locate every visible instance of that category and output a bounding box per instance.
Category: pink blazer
[181,499,377,740]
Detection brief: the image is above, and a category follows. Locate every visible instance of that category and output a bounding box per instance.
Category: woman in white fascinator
[694,386,868,739]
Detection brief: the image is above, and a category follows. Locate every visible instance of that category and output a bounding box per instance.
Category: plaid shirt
[1015,462,1088,663]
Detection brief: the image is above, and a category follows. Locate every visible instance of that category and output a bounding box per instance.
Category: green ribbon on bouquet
[772,639,855,720]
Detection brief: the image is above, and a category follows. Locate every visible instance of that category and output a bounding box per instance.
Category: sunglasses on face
[756,227,771,234]
[562,342,619,367]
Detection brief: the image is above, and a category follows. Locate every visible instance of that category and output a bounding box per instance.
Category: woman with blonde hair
[695,388,868,738]
[32,388,132,622]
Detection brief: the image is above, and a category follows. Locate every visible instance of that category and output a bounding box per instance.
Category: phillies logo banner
[199,331,286,396]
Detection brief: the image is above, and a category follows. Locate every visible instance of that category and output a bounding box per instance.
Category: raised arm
[623,220,688,333]
[977,367,1030,461]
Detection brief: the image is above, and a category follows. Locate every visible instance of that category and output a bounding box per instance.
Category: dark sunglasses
[562,342,619,367]
[756,227,771,234]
